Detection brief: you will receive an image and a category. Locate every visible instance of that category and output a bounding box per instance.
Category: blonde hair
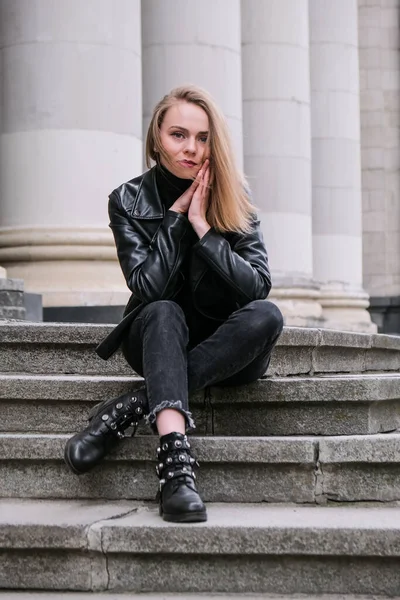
[145,85,256,233]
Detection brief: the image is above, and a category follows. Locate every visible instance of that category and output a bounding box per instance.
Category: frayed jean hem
[144,400,196,433]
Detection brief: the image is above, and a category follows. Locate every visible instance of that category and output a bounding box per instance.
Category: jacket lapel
[130,167,164,220]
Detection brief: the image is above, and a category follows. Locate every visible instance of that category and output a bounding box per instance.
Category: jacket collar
[130,167,164,220]
[130,164,193,220]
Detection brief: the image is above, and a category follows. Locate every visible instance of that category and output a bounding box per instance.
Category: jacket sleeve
[193,216,272,303]
[109,191,192,304]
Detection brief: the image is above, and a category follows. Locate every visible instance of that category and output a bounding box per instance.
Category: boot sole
[162,511,208,523]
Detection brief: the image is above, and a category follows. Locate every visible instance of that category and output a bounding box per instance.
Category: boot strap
[89,391,147,439]
[158,467,196,491]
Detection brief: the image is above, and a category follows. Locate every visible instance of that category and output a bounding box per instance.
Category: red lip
[179,160,197,167]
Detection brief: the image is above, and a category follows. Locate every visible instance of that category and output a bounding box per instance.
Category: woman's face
[159,101,210,178]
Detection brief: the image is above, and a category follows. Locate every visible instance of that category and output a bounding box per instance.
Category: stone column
[141,0,243,168]
[310,0,376,332]
[358,0,400,334]
[0,22,25,322]
[0,0,142,313]
[242,0,322,326]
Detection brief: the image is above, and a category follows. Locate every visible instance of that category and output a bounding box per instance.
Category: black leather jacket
[96,166,272,360]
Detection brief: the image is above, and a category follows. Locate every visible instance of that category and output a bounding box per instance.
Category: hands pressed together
[169,159,211,239]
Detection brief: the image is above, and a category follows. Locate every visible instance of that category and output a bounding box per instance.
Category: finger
[200,167,210,194]
[190,161,208,192]
[197,159,209,179]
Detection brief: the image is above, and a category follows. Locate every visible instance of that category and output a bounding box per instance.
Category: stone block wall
[358,0,400,332]
[0,278,25,320]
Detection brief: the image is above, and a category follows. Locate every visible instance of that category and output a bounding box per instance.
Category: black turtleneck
[154,163,216,345]
[155,163,193,211]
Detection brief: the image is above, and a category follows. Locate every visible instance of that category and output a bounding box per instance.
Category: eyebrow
[168,126,209,135]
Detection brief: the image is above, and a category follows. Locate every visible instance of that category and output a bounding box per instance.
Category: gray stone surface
[0,290,24,307]
[364,348,400,372]
[318,330,372,349]
[3,433,316,464]
[0,344,132,375]
[0,306,25,320]
[0,399,207,435]
[211,374,400,435]
[0,435,317,502]
[0,461,316,503]
[0,373,143,400]
[317,434,400,502]
[0,278,24,292]
[24,292,43,322]
[0,498,135,549]
[0,322,113,344]
[267,345,314,376]
[2,499,400,553]
[105,554,400,595]
[1,323,400,375]
[211,401,375,436]
[0,591,399,600]
[319,464,400,503]
[0,551,106,591]
[2,373,400,436]
[319,433,400,463]
[2,433,400,504]
[372,333,400,350]
[95,503,400,555]
[3,500,400,594]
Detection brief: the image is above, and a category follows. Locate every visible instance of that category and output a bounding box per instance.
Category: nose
[184,136,197,155]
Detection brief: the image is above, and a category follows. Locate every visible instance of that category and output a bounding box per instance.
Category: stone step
[2,499,400,595]
[2,372,400,436]
[1,595,395,600]
[1,433,400,503]
[1,322,399,376]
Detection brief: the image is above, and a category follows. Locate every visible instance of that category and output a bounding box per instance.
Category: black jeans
[122,299,284,431]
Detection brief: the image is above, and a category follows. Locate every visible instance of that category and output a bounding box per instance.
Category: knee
[246,300,284,337]
[141,300,186,324]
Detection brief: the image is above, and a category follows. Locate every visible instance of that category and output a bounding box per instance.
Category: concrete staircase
[1,321,400,597]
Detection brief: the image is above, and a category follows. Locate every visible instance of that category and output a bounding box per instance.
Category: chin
[176,168,196,179]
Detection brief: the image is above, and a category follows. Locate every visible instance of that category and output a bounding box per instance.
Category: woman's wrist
[169,205,187,215]
[190,218,211,239]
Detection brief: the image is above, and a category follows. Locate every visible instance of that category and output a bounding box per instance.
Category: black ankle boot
[64,388,148,474]
[156,432,207,523]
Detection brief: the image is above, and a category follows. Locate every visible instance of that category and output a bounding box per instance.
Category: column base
[2,260,130,308]
[269,277,323,328]
[319,283,377,333]
[0,227,131,308]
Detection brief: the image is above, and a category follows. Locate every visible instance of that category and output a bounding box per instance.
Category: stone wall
[0,277,25,320]
[358,0,400,331]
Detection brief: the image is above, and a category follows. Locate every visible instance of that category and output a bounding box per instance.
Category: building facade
[0,0,398,333]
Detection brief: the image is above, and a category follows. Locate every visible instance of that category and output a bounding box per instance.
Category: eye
[171,132,184,139]
[199,135,208,143]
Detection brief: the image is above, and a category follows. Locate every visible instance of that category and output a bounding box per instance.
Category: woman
[64,85,284,523]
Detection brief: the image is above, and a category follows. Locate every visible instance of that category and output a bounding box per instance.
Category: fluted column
[242,0,322,326]
[310,0,376,332]
[142,0,243,168]
[0,38,6,283]
[0,0,142,309]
